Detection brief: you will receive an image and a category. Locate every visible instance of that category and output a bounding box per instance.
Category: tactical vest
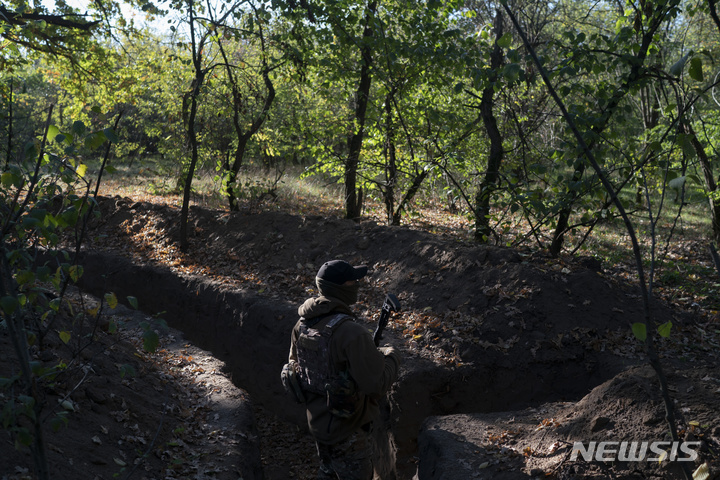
[295,313,359,417]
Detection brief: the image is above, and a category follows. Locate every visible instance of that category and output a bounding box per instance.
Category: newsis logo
[570,441,701,462]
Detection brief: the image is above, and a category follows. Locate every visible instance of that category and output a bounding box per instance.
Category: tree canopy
[3,0,720,250]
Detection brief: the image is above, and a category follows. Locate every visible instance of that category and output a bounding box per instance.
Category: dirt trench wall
[73,250,643,479]
[76,252,303,417]
[75,251,406,476]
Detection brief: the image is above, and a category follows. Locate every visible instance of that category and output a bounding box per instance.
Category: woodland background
[4,0,720,254]
[2,0,720,478]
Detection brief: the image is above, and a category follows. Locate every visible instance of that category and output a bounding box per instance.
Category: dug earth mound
[7,196,717,479]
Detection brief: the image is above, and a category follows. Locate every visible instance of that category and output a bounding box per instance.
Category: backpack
[294,313,360,418]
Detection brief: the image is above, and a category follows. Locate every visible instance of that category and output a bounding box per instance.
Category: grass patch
[86,156,346,215]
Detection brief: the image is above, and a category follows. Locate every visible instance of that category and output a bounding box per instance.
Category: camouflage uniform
[287,260,401,480]
[316,428,374,480]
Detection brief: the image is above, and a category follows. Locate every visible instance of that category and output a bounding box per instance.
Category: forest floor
[2,176,720,479]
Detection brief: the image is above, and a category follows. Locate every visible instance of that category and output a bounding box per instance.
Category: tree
[215,3,278,211]
[178,0,214,250]
[545,0,677,256]
[502,2,694,477]
[0,2,100,70]
[1,105,121,480]
[474,9,505,242]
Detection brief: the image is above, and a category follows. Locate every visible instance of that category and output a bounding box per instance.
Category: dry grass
[87,156,720,313]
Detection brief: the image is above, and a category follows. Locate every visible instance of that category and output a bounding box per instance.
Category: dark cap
[317,260,368,285]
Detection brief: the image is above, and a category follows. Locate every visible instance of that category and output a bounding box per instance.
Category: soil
[2,196,720,480]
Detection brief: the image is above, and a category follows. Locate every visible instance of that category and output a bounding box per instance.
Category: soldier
[284,260,401,479]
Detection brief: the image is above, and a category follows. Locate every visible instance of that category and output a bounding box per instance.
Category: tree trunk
[180,84,202,252]
[180,2,205,252]
[226,69,275,211]
[5,77,13,170]
[549,162,584,255]
[345,0,378,220]
[393,170,428,225]
[685,123,720,243]
[216,13,276,212]
[226,132,250,211]
[475,9,505,242]
[549,30,655,256]
[383,88,398,225]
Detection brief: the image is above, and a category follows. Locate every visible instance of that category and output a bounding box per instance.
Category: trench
[76,251,627,479]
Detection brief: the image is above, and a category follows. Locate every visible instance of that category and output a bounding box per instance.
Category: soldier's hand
[379,345,402,367]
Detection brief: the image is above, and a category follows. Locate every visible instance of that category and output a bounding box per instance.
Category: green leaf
[49,298,61,312]
[84,132,106,150]
[503,63,521,82]
[22,216,42,229]
[0,296,19,315]
[689,57,703,82]
[119,364,136,378]
[670,52,691,77]
[15,270,35,286]
[50,413,68,433]
[59,331,71,344]
[25,140,38,159]
[29,361,43,375]
[143,329,160,353]
[15,427,33,447]
[497,32,512,49]
[48,125,61,142]
[0,376,16,389]
[36,266,51,282]
[103,127,119,143]
[105,292,118,309]
[658,321,673,338]
[127,296,139,309]
[72,121,86,135]
[1,172,14,187]
[18,394,36,411]
[632,322,647,341]
[677,133,696,159]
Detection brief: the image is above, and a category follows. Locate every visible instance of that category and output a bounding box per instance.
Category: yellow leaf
[104,292,118,309]
[693,463,710,480]
[69,265,84,282]
[59,331,71,344]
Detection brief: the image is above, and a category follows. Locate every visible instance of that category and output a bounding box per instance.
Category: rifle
[373,293,401,346]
